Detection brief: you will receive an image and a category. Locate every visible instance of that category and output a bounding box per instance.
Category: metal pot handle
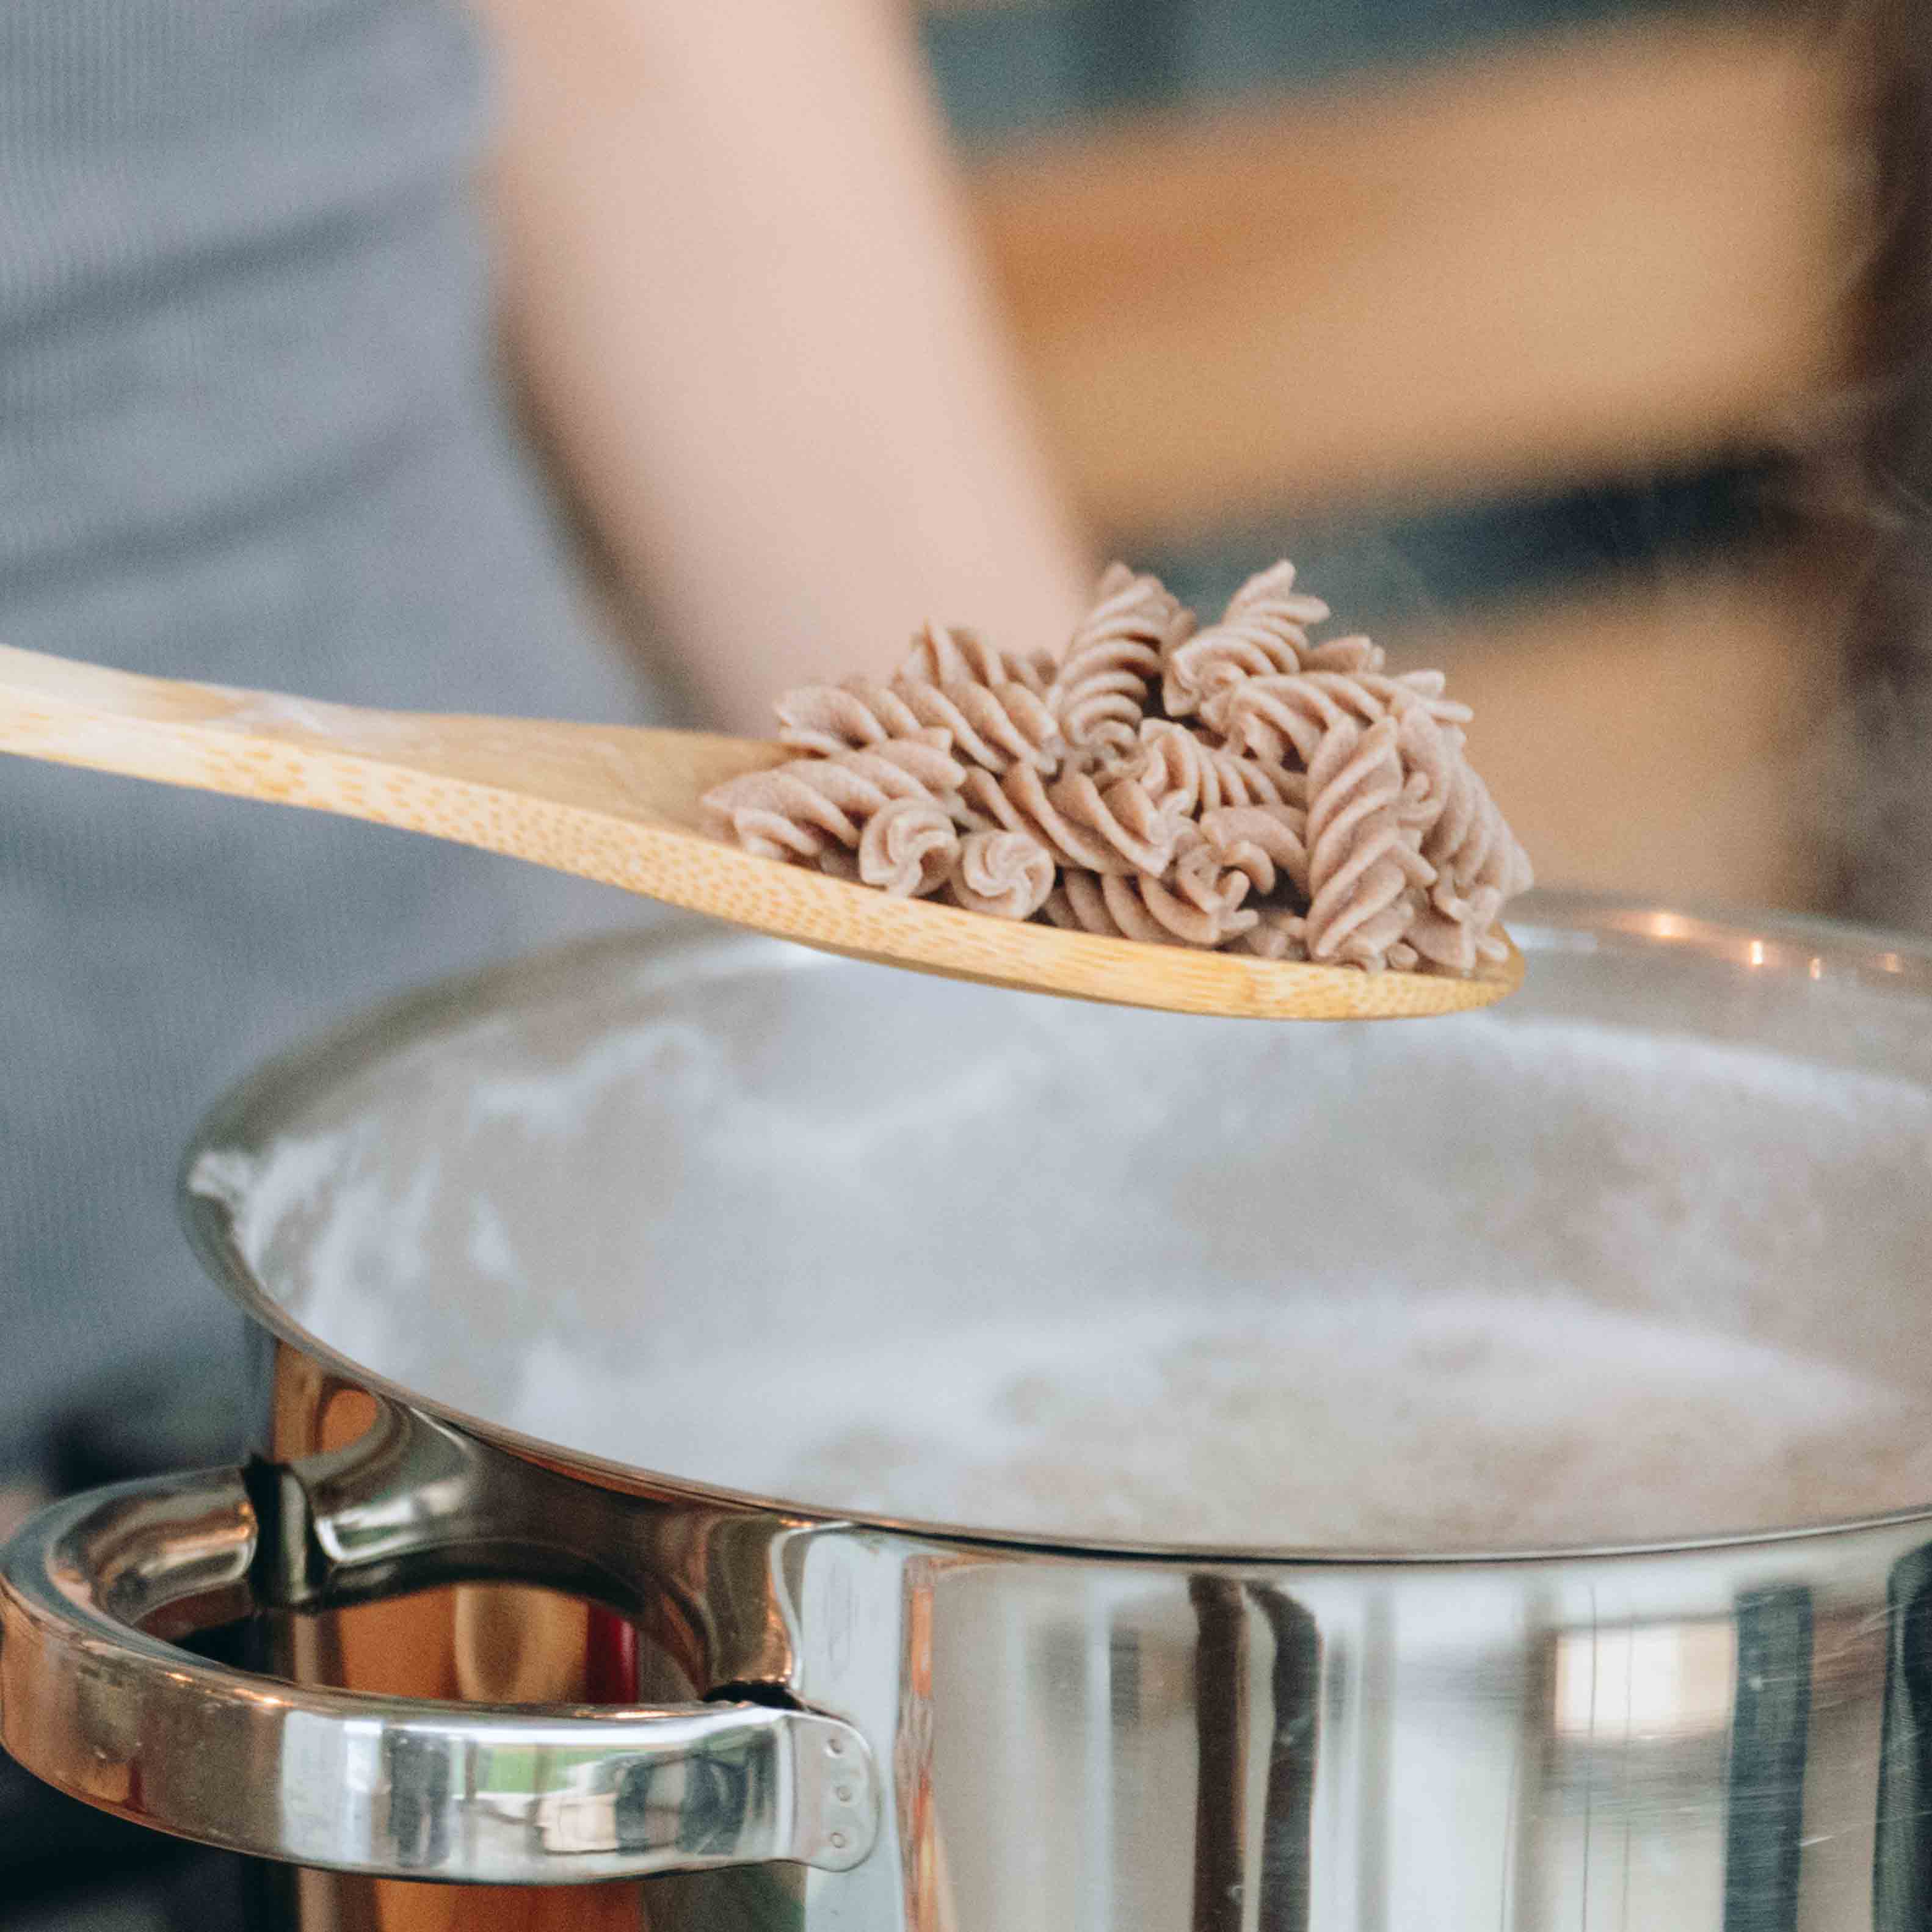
[0,1467,880,1884]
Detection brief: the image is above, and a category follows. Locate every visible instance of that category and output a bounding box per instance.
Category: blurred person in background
[0,0,1089,1445]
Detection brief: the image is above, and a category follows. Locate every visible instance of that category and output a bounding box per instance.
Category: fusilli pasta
[1116,719,1304,817]
[899,621,1056,697]
[1048,564,1185,755]
[949,828,1056,920]
[700,735,963,865]
[1302,718,1435,971]
[777,669,1062,774]
[1208,668,1470,767]
[1198,802,1312,899]
[701,556,1531,975]
[1045,863,1259,948]
[1396,706,1533,911]
[1160,559,1332,717]
[855,797,959,897]
[960,763,1183,877]
[1233,908,1311,961]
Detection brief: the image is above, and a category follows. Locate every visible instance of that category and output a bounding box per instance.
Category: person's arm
[471,0,1094,734]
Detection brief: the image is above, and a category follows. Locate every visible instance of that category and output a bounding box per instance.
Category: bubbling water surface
[197,937,1932,1553]
[514,1290,1920,1550]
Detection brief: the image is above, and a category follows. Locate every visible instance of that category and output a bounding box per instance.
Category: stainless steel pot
[6,893,1932,1931]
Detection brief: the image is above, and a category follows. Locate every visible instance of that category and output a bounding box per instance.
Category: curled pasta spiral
[948,828,1056,920]
[700,735,964,865]
[1393,706,1531,965]
[1401,896,1501,973]
[1302,717,1435,971]
[1048,564,1186,755]
[1208,669,1470,767]
[774,678,924,757]
[1233,910,1310,961]
[854,797,959,896]
[899,621,1056,697]
[1053,808,1312,954]
[960,762,1183,877]
[1113,719,1306,817]
[1300,634,1386,674]
[1397,708,1533,908]
[1044,862,1260,948]
[776,669,1062,774]
[1197,802,1311,899]
[1160,560,1334,717]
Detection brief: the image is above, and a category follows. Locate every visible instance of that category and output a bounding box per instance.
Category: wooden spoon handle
[0,641,815,941]
[0,642,1522,1021]
[0,642,777,830]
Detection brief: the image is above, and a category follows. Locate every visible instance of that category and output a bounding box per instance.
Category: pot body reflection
[7,898,1932,1930]
[244,1363,1925,1931]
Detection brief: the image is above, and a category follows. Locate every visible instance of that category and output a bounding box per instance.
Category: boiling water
[510,1290,1923,1550]
[200,943,1932,1553]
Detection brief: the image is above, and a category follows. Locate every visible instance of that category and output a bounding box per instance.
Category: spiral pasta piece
[1160,560,1333,717]
[1044,864,1259,948]
[1402,764,1525,968]
[1233,909,1310,961]
[1395,706,1533,949]
[948,828,1056,920]
[1407,717,1533,909]
[1197,802,1312,899]
[1302,717,1435,971]
[1208,669,1470,767]
[777,667,1062,775]
[1048,564,1186,755]
[1301,634,1385,674]
[960,762,1182,877]
[774,678,926,757]
[1042,873,1119,937]
[854,797,959,896]
[1403,892,1504,973]
[1115,719,1306,818]
[895,622,1050,694]
[700,735,964,864]
[897,675,1061,775]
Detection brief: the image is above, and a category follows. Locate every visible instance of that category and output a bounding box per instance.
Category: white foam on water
[512,1289,1923,1550]
[203,960,1932,1553]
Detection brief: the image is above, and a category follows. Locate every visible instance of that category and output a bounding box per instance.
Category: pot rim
[179,890,1932,1570]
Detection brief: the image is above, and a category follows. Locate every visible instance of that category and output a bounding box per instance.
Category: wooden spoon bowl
[0,644,1520,1020]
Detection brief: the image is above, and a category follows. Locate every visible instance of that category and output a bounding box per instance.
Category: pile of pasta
[700,562,1531,972]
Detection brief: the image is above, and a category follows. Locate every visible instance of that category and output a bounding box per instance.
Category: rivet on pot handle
[0,1469,880,1884]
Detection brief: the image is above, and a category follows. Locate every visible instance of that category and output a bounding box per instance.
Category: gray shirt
[0,0,667,1434]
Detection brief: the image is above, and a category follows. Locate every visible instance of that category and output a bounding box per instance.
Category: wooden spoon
[0,644,1520,1020]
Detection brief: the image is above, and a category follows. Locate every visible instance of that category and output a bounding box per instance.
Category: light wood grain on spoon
[0,644,1520,1020]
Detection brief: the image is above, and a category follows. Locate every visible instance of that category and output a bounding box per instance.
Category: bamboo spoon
[0,644,1520,1020]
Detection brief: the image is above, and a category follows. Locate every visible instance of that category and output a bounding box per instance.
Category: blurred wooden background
[920,1,1906,918]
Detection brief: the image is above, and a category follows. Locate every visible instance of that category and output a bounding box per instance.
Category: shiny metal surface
[7,896,1932,1928]
[0,1416,881,1884]
[12,1375,1932,1928]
